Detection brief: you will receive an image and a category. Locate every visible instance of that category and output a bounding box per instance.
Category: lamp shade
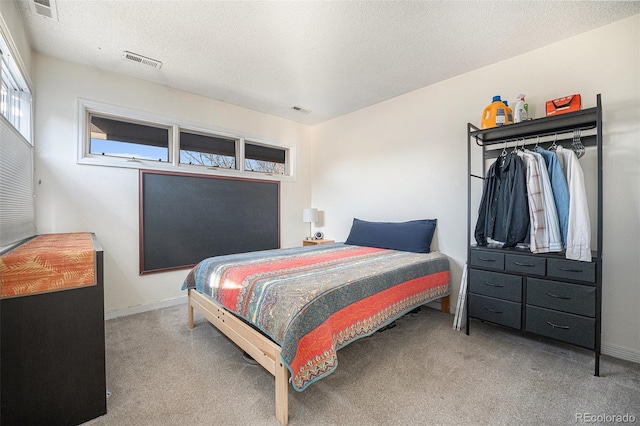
[302,208,318,223]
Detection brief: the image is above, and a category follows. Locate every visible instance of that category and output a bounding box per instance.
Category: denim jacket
[475,153,530,247]
[535,147,570,248]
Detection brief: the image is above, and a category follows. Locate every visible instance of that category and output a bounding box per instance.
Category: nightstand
[303,239,335,246]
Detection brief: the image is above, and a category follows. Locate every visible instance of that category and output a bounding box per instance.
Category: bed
[182,220,450,425]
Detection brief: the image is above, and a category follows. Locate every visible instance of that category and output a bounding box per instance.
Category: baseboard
[602,343,640,364]
[104,295,187,320]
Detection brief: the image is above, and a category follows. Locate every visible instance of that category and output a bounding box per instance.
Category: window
[244,141,287,175]
[0,26,35,249]
[89,114,170,162]
[1,40,32,142]
[179,130,237,169]
[79,100,293,180]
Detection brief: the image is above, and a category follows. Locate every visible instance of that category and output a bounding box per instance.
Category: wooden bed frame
[188,288,450,425]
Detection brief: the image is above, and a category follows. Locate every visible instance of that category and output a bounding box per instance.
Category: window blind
[0,114,36,247]
[90,115,169,148]
[245,142,286,163]
[180,131,236,156]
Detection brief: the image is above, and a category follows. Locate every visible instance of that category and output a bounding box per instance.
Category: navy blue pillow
[345,218,437,253]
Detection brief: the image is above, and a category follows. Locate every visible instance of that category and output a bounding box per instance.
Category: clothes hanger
[572,129,585,158]
[511,139,521,154]
[500,141,508,157]
[548,134,558,151]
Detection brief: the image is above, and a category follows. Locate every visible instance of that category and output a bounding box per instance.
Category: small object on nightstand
[314,231,324,240]
[303,239,334,246]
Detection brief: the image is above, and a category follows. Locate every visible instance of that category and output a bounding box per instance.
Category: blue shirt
[536,147,570,247]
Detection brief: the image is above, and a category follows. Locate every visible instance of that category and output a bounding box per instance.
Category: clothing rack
[465,94,603,376]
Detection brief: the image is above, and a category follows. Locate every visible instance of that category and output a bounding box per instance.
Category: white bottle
[514,94,528,123]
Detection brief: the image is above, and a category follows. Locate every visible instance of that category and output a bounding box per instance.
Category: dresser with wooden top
[0,232,107,425]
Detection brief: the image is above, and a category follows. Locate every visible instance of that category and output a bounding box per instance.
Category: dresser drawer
[526,278,596,317]
[525,306,595,349]
[547,258,596,283]
[468,294,521,329]
[470,250,504,270]
[469,269,522,302]
[505,254,545,276]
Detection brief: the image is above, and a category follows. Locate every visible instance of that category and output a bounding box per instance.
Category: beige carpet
[84,304,640,425]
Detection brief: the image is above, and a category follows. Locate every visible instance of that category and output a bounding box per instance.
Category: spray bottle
[514,94,528,123]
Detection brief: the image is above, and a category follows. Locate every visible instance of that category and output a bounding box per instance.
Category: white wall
[311,16,640,358]
[32,55,313,313]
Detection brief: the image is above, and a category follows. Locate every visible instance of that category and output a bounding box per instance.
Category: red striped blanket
[182,243,450,390]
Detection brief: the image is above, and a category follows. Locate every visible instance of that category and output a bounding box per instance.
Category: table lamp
[302,208,318,240]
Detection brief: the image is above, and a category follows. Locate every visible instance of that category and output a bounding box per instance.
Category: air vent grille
[28,0,58,20]
[122,51,163,69]
[291,106,311,114]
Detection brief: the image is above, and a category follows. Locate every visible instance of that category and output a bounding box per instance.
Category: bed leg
[188,290,195,329]
[275,359,289,425]
[440,295,450,314]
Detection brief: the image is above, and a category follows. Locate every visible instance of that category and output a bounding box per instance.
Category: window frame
[178,127,239,171]
[79,100,174,169]
[88,112,173,163]
[243,139,289,176]
[0,27,33,144]
[78,99,295,181]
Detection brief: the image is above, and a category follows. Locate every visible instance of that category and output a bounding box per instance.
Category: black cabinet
[465,95,603,375]
[469,245,598,349]
[0,233,107,424]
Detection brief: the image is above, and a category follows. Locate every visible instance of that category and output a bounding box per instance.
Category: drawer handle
[546,292,571,300]
[513,261,536,267]
[558,267,583,273]
[546,321,570,330]
[484,281,504,288]
[478,257,496,262]
[483,307,503,314]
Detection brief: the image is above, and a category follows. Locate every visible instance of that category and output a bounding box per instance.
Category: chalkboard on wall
[139,170,280,274]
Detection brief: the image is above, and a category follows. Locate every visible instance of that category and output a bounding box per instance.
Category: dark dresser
[469,245,597,350]
[0,233,106,425]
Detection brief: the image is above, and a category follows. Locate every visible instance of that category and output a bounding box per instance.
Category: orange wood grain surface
[0,233,95,298]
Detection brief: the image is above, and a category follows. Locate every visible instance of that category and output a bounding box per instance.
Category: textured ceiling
[14,0,640,125]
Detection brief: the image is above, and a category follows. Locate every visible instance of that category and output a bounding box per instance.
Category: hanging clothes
[535,147,570,248]
[556,145,591,261]
[518,151,549,253]
[529,150,563,252]
[475,153,529,248]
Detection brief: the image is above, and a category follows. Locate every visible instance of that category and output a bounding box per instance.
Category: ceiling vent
[122,51,163,70]
[28,0,58,21]
[291,106,311,114]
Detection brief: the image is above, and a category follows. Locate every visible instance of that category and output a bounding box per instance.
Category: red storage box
[546,94,581,116]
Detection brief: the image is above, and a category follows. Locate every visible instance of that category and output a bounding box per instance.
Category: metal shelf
[470,107,598,145]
